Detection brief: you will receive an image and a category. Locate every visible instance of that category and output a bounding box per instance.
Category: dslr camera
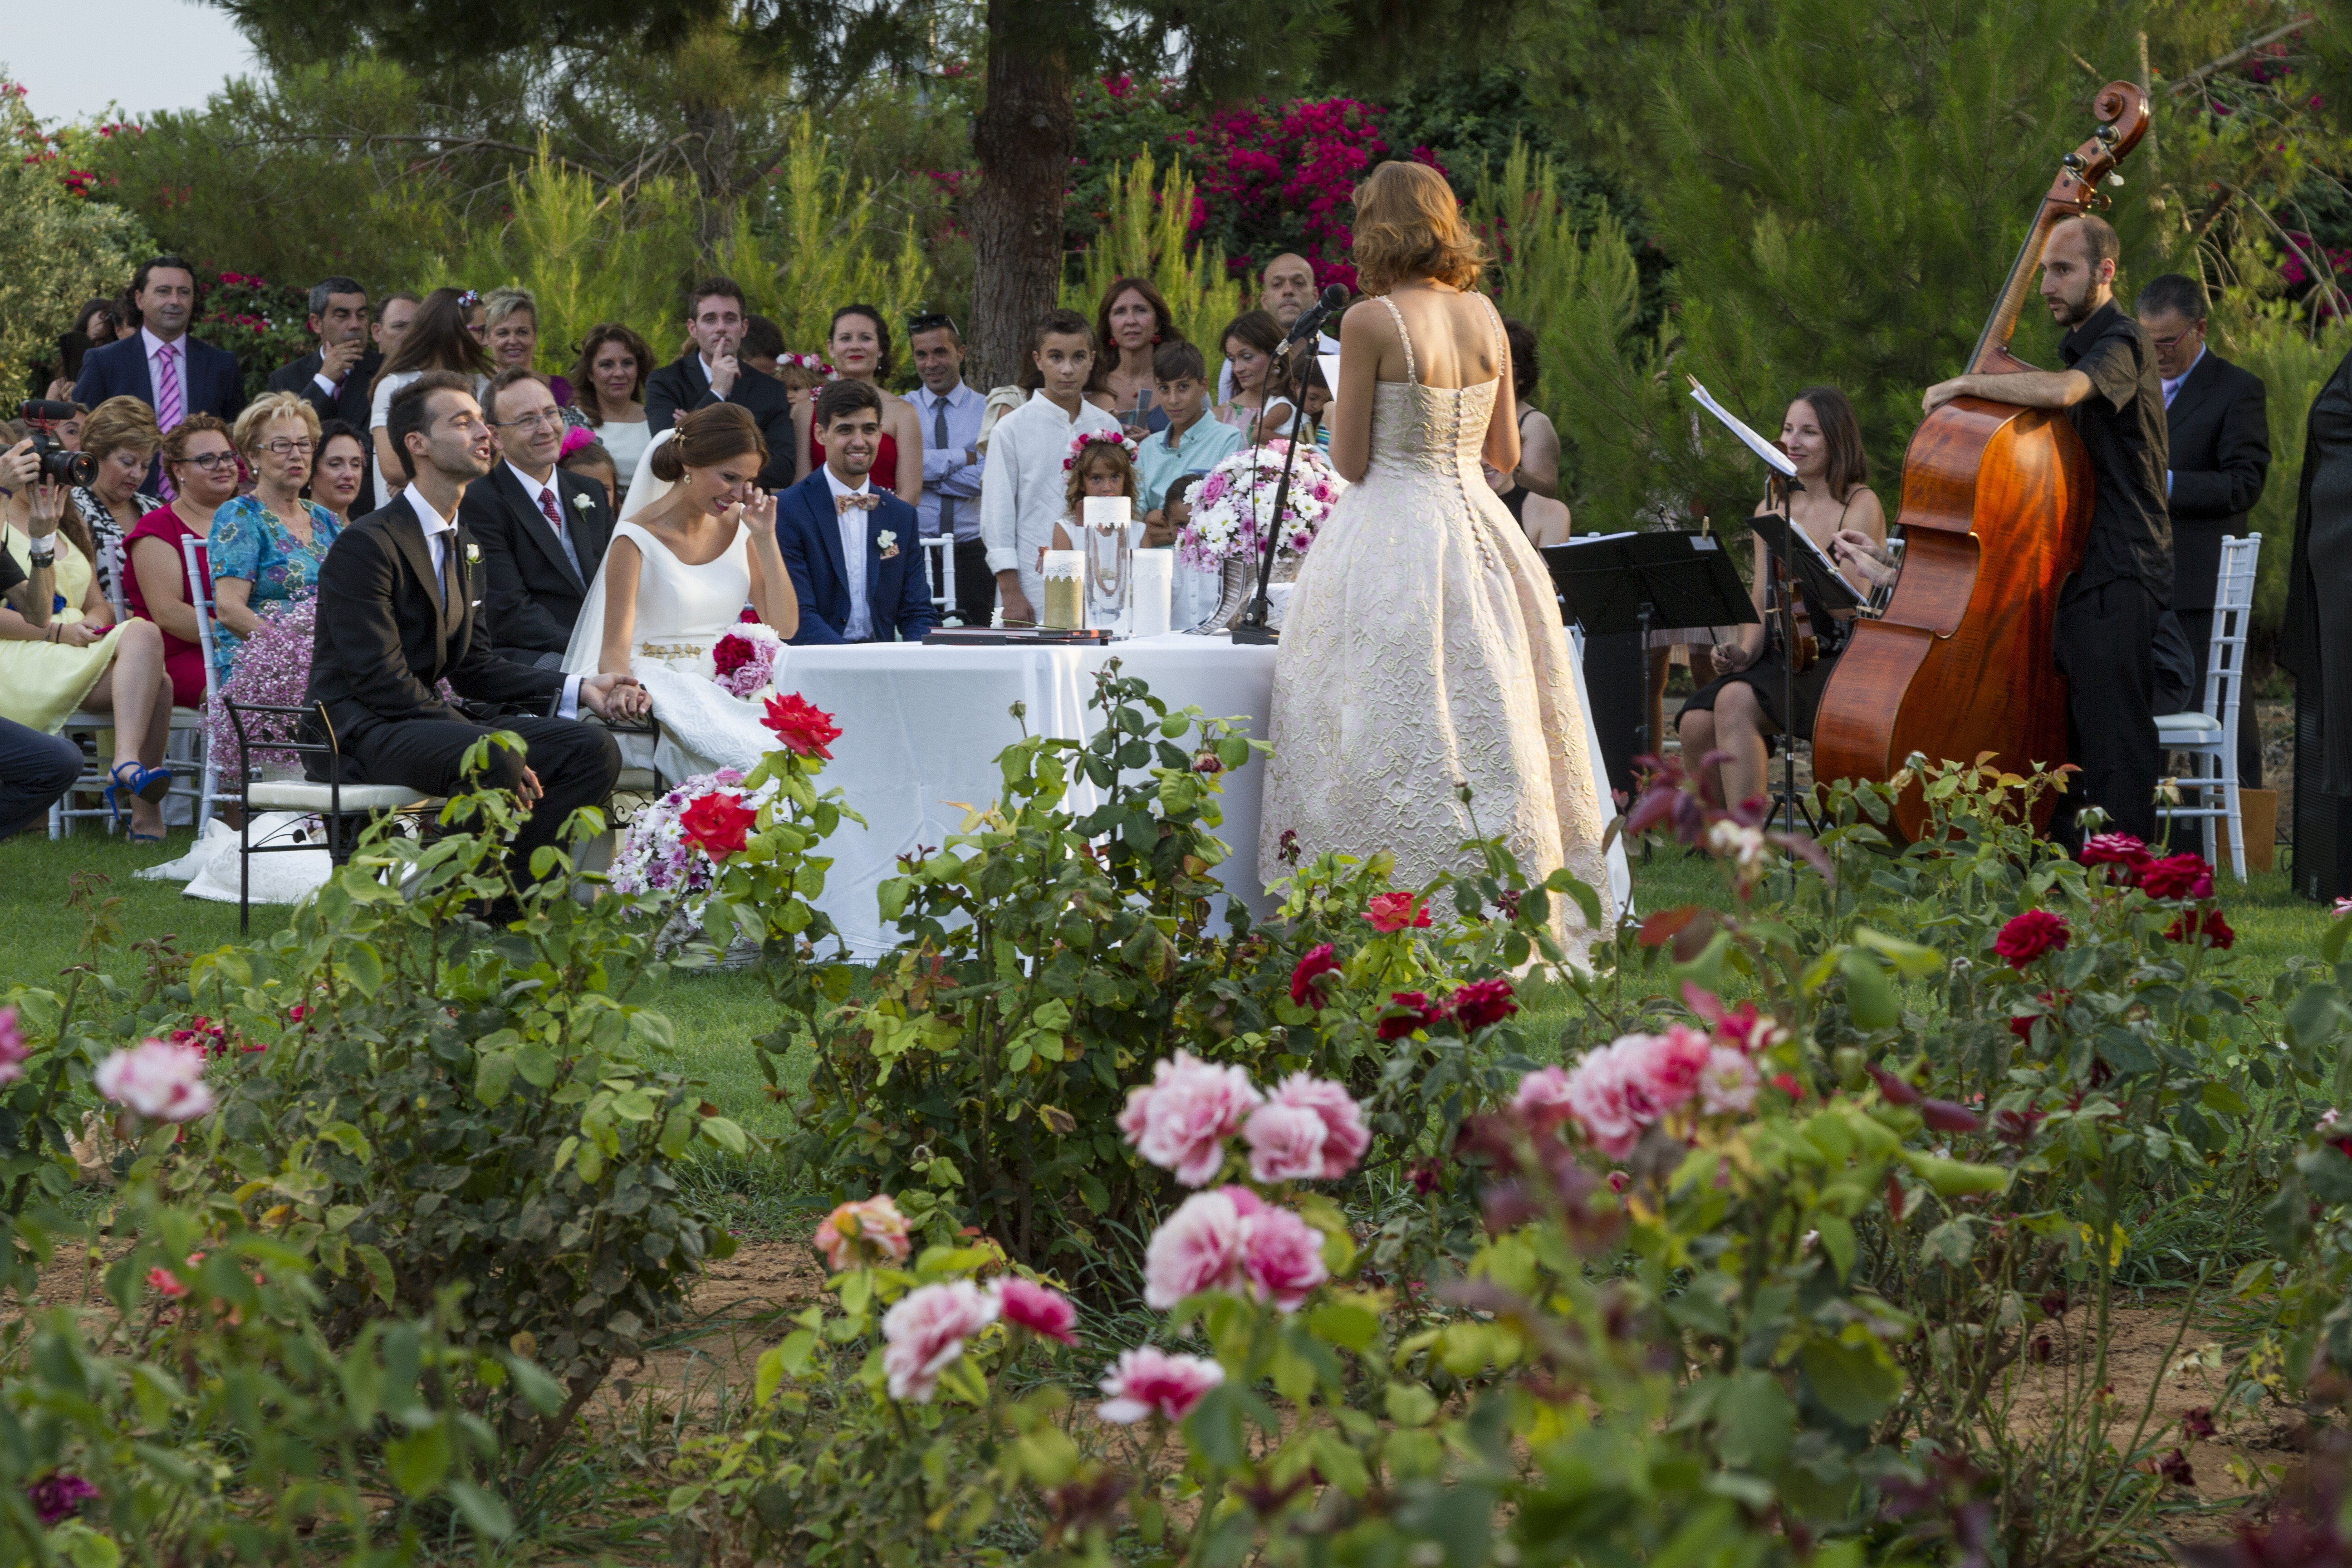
[15,401,97,488]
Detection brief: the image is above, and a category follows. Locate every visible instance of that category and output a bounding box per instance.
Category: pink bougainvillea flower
[1362,891,1431,933]
[1289,943,1341,1009]
[990,1277,1078,1344]
[94,1039,214,1122]
[1118,1052,1262,1186]
[881,1280,998,1402]
[813,1194,913,1273]
[1097,1346,1225,1424]
[1141,1189,1248,1308]
[1993,910,2069,969]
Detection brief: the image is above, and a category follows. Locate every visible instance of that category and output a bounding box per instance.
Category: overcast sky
[5,0,258,122]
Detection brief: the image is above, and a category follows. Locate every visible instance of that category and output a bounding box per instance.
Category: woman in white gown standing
[1259,162,1616,954]
[563,404,799,782]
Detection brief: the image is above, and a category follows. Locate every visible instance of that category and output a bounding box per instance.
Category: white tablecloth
[764,630,1632,959]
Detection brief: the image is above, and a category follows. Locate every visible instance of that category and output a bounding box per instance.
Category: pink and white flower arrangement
[94,1038,214,1122]
[1176,441,1345,570]
[813,1193,913,1273]
[1097,1346,1225,1424]
[1063,428,1139,470]
[609,768,782,898]
[1118,1051,1264,1186]
[710,622,785,699]
[881,1280,998,1402]
[990,1277,1078,1343]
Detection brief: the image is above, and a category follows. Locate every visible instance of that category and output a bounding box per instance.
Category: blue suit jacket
[776,471,939,644]
[73,333,245,423]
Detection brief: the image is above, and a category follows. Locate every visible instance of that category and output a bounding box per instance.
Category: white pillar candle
[1132,549,1174,638]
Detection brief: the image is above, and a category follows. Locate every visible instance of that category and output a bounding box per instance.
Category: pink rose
[1118,1052,1263,1186]
[1142,1189,1247,1308]
[991,1277,1078,1344]
[1098,1346,1225,1424]
[1633,1024,1713,1115]
[1262,1073,1369,1180]
[0,1005,24,1087]
[813,1194,913,1273]
[1513,1065,1575,1133]
[1698,1047,1759,1116]
[1241,1102,1327,1183]
[93,1039,214,1122]
[881,1280,998,1402]
[1560,1046,1641,1159]
[1238,1203,1328,1312]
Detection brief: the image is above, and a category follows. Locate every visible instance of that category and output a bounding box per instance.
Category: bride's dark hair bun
[652,402,767,483]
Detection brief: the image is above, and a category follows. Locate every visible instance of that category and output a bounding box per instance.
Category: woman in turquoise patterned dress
[206,392,343,685]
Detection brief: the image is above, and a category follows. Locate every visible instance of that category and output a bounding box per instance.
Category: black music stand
[1544,533,1755,763]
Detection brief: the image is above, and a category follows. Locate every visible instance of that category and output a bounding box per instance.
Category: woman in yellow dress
[0,444,176,840]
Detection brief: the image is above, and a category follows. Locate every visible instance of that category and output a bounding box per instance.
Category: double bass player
[1916,214,2170,843]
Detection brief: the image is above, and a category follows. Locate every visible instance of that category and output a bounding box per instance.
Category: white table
[767,632,1279,956]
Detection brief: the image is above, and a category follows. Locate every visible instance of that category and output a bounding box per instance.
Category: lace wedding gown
[563,517,781,783]
[1259,296,1617,957]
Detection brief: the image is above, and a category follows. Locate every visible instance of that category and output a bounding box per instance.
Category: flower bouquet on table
[1177,440,1345,630]
[710,613,784,699]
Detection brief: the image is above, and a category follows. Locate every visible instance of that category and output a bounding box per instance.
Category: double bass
[1811,82,2150,840]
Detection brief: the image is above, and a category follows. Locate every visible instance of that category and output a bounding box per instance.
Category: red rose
[1449,978,1516,1030]
[1363,891,1431,933]
[2164,907,2235,949]
[680,791,758,860]
[712,631,757,678]
[2079,833,2151,875]
[761,692,842,759]
[2139,852,2215,902]
[1378,990,1440,1041]
[1993,910,2069,969]
[1289,943,1341,1008]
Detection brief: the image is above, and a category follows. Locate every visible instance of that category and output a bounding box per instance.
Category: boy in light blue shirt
[1136,341,1245,536]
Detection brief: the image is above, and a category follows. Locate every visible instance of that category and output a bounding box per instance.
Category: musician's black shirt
[2059,300,2173,603]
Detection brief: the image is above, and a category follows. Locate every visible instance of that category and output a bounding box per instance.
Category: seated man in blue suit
[778,381,939,644]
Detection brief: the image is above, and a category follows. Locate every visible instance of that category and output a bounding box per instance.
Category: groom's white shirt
[823,466,878,642]
[405,480,582,719]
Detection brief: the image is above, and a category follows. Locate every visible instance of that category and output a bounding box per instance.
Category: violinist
[1920,214,2169,842]
[1678,387,1886,807]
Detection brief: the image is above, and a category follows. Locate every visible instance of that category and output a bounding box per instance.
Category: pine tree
[1060,152,1243,353]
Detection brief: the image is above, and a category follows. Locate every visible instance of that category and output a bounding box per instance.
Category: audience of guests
[571,322,655,489]
[465,367,616,667]
[908,312,990,626]
[798,304,923,505]
[309,420,370,528]
[374,291,421,357]
[268,275,382,501]
[0,451,176,840]
[369,287,493,509]
[778,381,936,645]
[74,257,246,495]
[979,309,1124,624]
[1214,309,1298,443]
[645,276,796,489]
[483,286,572,407]
[126,414,239,707]
[210,393,344,686]
[1088,277,1181,436]
[69,397,165,608]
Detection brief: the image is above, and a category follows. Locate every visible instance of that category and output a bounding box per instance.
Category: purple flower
[27,1472,97,1524]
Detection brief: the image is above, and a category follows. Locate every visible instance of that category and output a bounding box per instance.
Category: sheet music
[1754,510,1867,603]
[1686,377,1798,477]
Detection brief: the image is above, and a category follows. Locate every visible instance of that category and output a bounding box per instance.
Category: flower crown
[1063,428,1138,470]
[781,352,836,376]
[456,288,481,309]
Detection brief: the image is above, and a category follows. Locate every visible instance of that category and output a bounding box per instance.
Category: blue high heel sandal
[105,761,172,843]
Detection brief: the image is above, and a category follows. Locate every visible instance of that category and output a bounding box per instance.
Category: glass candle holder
[1041,549,1085,630]
[1082,496,1133,626]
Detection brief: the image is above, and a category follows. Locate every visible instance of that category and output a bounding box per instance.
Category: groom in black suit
[644,276,797,489]
[2138,274,2272,783]
[463,367,615,666]
[304,371,648,889]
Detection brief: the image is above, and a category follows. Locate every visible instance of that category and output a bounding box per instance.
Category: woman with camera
[0,440,177,840]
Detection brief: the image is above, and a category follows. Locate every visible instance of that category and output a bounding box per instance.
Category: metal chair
[167,534,219,830]
[223,698,439,933]
[920,533,959,624]
[2156,534,2262,879]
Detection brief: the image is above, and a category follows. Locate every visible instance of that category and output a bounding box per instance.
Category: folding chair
[2157,534,2262,879]
[223,698,439,933]
[921,533,960,625]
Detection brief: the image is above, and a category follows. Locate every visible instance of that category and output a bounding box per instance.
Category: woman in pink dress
[125,414,239,707]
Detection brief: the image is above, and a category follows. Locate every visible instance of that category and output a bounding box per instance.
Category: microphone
[1283,283,1350,347]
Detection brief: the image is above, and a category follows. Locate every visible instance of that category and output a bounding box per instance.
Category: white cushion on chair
[244,781,436,812]
[2155,711,2224,738]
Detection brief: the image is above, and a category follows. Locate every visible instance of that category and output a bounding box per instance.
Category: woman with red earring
[1088,277,1184,441]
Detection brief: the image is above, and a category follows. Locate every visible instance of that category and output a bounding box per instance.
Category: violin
[1810,82,2149,840]
[1765,470,1820,675]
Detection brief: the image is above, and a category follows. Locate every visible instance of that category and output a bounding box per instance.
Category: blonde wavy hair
[1349,161,1488,296]
[79,396,161,467]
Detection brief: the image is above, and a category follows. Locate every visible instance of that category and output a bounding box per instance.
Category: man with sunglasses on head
[907,313,990,626]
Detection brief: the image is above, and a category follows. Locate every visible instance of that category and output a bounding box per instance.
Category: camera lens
[46,449,97,488]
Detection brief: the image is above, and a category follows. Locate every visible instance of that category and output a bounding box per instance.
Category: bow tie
[834,491,879,514]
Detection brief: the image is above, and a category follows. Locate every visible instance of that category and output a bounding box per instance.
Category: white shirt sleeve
[559,675,582,720]
[978,413,1020,577]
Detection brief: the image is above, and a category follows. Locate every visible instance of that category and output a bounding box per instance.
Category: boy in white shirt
[977,309,1123,624]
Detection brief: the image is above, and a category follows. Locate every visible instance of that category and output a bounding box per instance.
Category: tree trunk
[967,0,1076,389]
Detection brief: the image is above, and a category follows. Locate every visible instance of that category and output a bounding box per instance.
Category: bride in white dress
[563,404,799,781]
[1259,162,1617,956]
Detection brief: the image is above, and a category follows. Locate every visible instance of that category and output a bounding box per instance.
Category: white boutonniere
[464,542,480,566]
[571,492,592,513]
[877,529,899,560]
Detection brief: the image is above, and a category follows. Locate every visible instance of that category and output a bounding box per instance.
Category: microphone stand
[1232,306,1338,647]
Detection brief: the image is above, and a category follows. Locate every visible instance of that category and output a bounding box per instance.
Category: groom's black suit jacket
[459,464,615,656]
[304,492,569,747]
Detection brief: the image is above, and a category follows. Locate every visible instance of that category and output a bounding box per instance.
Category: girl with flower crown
[1048,430,1144,552]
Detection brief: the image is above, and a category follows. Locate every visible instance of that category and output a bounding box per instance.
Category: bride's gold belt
[638,641,708,664]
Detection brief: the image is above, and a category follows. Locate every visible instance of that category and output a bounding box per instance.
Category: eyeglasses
[490,410,566,432]
[263,439,315,458]
[2150,329,2202,353]
[907,313,960,338]
[176,451,239,471]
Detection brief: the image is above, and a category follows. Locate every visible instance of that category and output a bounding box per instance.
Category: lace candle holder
[1131,549,1174,638]
[1041,549,1085,630]
[1081,496,1133,625]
